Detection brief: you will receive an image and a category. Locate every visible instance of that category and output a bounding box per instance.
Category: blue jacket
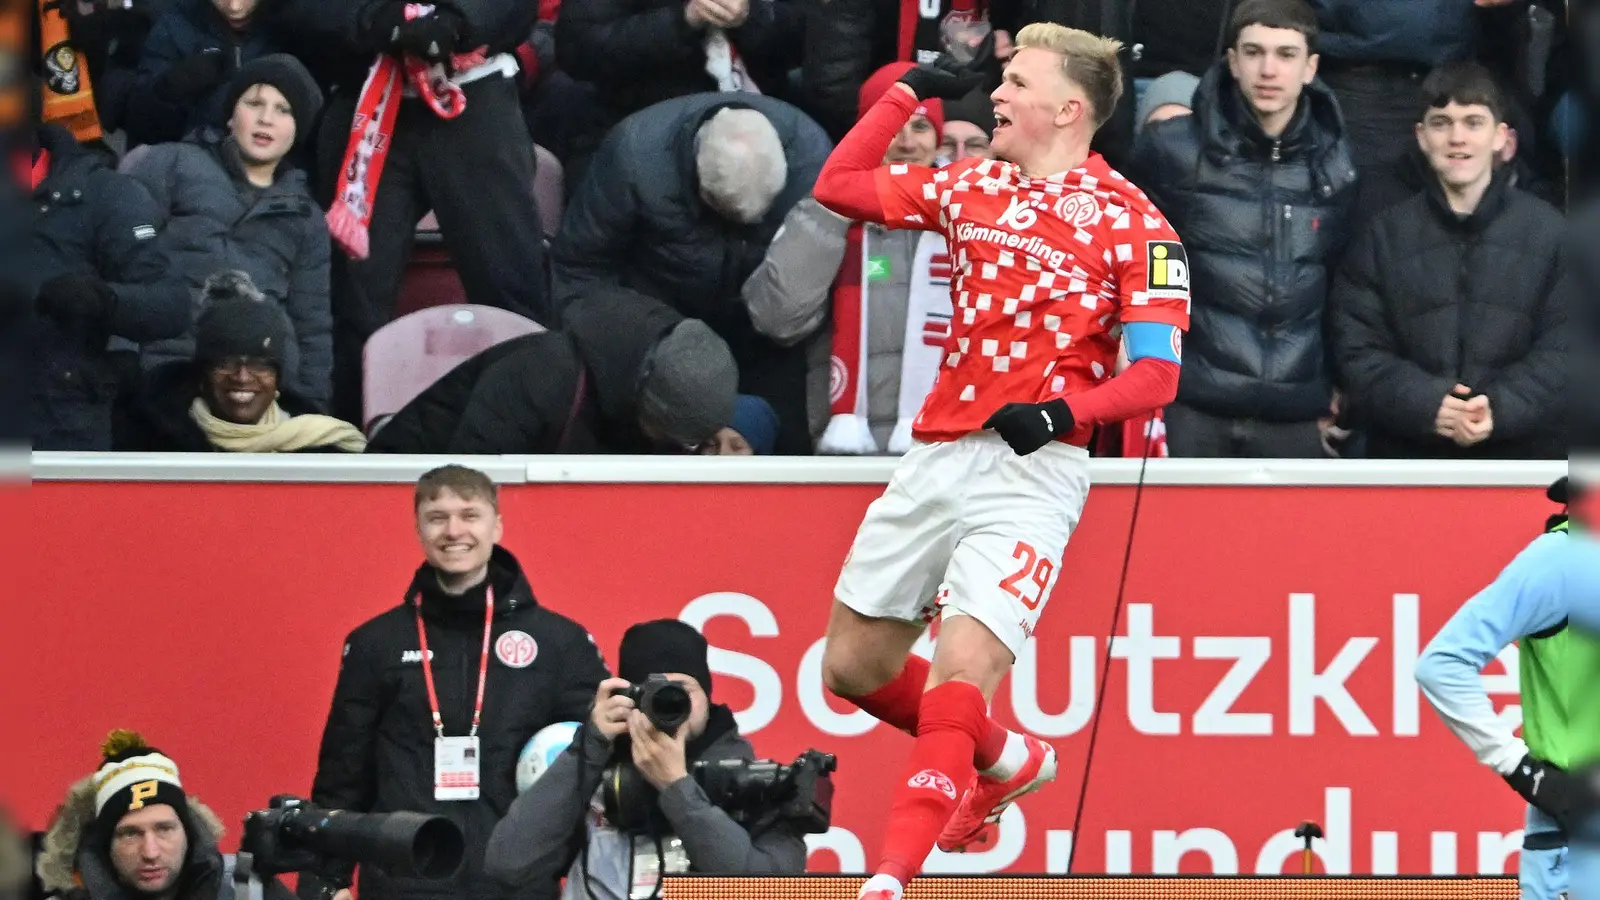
[1310,0,1479,68]
[128,0,283,146]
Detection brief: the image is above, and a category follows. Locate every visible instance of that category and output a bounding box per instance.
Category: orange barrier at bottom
[661,876,1521,900]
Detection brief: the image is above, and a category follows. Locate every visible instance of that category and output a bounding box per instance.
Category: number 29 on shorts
[999,541,1056,611]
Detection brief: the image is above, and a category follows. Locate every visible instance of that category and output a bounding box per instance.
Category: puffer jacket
[1131,62,1358,422]
[1309,0,1479,68]
[31,125,189,450]
[1330,165,1566,460]
[127,0,284,146]
[35,773,295,900]
[121,128,332,406]
[366,288,691,454]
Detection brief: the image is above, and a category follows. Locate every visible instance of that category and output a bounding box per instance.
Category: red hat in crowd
[858,62,944,139]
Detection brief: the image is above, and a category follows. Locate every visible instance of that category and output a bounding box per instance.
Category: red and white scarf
[820,225,952,455]
[326,4,488,260]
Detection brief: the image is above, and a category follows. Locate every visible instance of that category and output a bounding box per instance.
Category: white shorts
[834,431,1091,656]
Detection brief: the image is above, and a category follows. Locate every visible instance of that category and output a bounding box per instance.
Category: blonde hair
[1015,23,1125,128]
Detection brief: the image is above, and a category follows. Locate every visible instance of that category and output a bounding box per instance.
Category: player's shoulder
[1087,158,1173,229]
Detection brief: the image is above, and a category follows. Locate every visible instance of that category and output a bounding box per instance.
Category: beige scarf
[190,399,368,453]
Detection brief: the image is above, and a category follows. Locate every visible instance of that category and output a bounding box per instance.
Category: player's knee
[820,643,884,699]
[930,618,1014,697]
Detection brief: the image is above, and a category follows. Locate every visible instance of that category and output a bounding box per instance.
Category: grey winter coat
[483,710,806,900]
[743,196,923,449]
[122,128,333,406]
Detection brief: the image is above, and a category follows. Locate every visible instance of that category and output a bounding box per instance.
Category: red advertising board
[5,478,1556,877]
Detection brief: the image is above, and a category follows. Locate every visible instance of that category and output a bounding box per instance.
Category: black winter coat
[272,0,535,92]
[365,289,685,454]
[31,125,189,450]
[308,546,609,900]
[1330,167,1566,460]
[555,0,802,125]
[127,0,285,146]
[1131,63,1358,422]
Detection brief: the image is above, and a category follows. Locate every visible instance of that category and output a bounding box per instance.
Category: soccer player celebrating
[811,23,1191,900]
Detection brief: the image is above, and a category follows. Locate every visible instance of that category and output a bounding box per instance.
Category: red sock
[847,656,1015,769]
[847,656,929,735]
[875,681,987,884]
[973,718,1009,771]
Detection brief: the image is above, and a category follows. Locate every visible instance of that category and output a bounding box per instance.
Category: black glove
[984,398,1074,456]
[157,48,230,102]
[1504,754,1574,830]
[36,274,116,327]
[897,31,994,101]
[390,8,466,62]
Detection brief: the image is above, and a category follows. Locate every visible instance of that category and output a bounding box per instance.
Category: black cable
[1065,419,1155,874]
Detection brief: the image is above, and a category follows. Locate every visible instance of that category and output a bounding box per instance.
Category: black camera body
[692,749,837,834]
[239,795,464,881]
[601,749,838,836]
[620,674,692,736]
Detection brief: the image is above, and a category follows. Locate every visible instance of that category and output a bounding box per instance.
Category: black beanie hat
[194,273,292,368]
[617,619,713,697]
[91,730,188,838]
[224,53,323,147]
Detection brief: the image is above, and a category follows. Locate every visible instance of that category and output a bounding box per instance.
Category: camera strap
[413,586,494,739]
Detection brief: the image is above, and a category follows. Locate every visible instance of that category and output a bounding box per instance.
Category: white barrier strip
[26,452,1569,487]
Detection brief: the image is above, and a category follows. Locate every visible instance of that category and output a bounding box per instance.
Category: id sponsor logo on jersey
[495,630,538,668]
[1145,240,1190,298]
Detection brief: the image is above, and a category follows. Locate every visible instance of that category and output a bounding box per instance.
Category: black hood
[406,544,538,622]
[33,124,113,192]
[560,289,684,426]
[1421,158,1516,234]
[1191,61,1348,171]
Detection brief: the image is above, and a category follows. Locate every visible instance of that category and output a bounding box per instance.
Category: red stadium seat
[362,304,545,430]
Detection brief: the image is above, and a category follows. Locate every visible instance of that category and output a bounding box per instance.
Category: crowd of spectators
[22,0,1590,459]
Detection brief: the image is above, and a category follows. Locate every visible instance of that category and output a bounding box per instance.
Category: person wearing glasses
[124,271,365,452]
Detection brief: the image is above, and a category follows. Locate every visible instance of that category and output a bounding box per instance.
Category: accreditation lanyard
[413,586,494,739]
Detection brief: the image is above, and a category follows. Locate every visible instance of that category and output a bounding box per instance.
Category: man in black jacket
[365,289,740,454]
[550,93,831,455]
[29,122,189,450]
[1131,0,1356,458]
[302,465,609,900]
[273,0,550,425]
[1331,61,1565,460]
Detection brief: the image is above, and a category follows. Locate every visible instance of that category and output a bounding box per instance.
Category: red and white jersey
[873,152,1191,446]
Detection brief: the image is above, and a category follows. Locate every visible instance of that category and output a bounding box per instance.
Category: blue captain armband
[1123,322,1183,365]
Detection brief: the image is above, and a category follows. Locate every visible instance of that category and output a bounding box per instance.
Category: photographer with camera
[484,620,812,900]
[35,731,323,900]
